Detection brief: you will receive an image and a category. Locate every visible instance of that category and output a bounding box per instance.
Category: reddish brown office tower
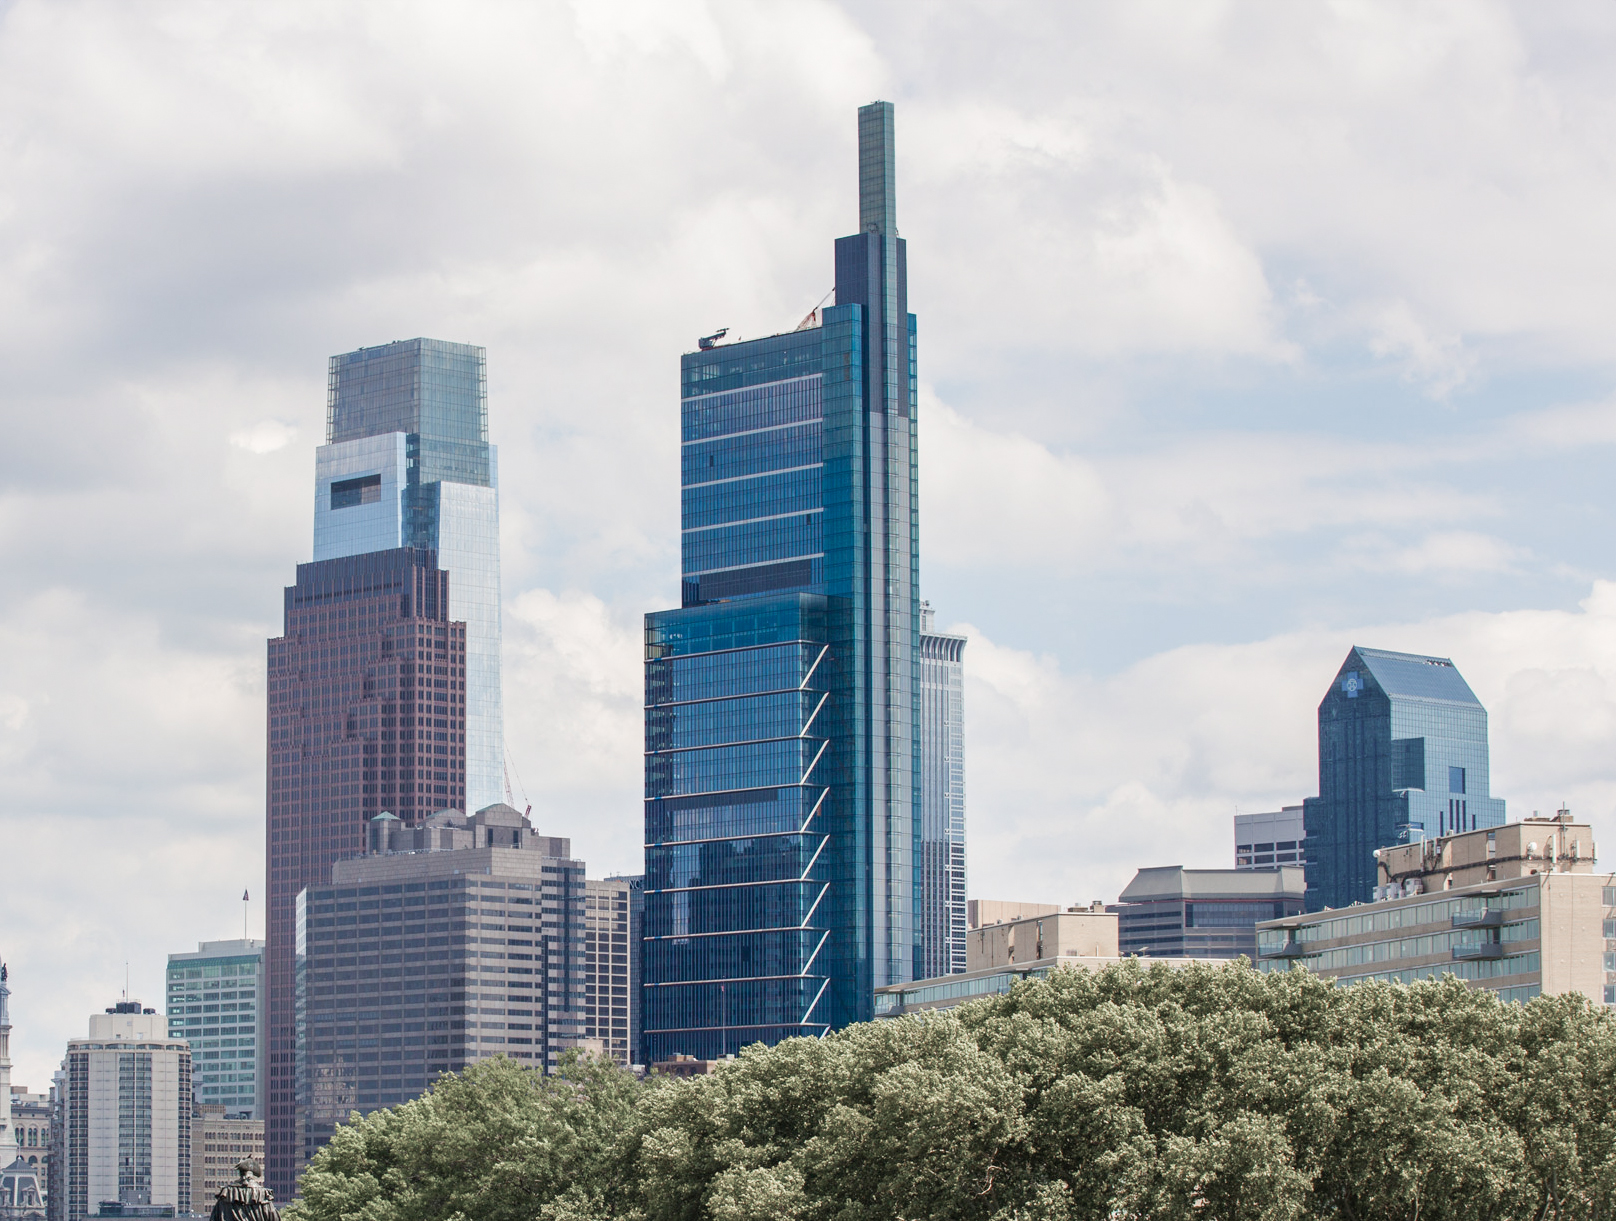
[263,547,467,1196]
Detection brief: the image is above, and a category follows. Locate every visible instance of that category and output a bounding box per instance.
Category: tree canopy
[289,961,1616,1221]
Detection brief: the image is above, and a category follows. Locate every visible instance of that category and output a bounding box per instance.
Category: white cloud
[1368,299,1475,397]
[920,390,1503,572]
[503,588,644,876]
[229,420,297,454]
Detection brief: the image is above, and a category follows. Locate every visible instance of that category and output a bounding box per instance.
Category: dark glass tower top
[326,337,491,487]
[1303,645,1506,910]
[858,100,896,235]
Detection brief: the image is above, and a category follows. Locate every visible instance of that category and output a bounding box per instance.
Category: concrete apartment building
[1258,812,1612,1005]
[189,1105,264,1212]
[58,1003,192,1221]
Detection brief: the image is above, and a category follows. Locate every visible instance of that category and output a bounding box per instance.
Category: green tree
[290,963,1616,1221]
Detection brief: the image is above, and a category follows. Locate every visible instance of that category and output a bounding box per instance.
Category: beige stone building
[582,877,640,1067]
[966,900,1062,929]
[964,905,1117,971]
[876,904,1228,1017]
[1374,810,1596,893]
[190,1105,264,1210]
[1258,813,1613,1005]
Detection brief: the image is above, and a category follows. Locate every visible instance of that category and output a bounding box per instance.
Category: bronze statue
[210,1158,279,1221]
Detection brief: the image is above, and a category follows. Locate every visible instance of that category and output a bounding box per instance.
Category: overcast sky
[6,0,1616,1086]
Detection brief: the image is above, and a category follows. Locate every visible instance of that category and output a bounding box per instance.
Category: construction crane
[503,756,532,819]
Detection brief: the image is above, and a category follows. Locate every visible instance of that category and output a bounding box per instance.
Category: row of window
[646,690,820,752]
[646,880,825,939]
[681,376,823,442]
[682,423,822,487]
[1259,887,1537,947]
[647,787,824,846]
[646,834,825,890]
[683,465,821,530]
[646,738,824,798]
[682,512,822,576]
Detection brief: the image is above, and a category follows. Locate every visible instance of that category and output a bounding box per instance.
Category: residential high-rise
[582,877,642,1066]
[1234,806,1304,870]
[264,547,467,1196]
[917,602,967,978]
[314,339,503,814]
[164,941,263,1120]
[1303,647,1506,911]
[641,101,921,1060]
[294,806,585,1168]
[59,1003,192,1221]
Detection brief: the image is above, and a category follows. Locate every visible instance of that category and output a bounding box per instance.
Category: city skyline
[13,4,1616,1092]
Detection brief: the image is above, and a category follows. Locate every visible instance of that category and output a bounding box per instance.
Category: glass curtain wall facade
[313,338,503,815]
[263,548,467,1198]
[1303,646,1506,911]
[642,101,921,1061]
[917,603,967,977]
[164,942,263,1119]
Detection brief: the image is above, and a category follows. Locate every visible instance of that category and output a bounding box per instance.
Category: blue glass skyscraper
[641,102,920,1059]
[1303,646,1506,911]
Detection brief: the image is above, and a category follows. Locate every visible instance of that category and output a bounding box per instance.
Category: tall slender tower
[263,550,465,1197]
[265,336,499,1197]
[641,101,921,1060]
[0,962,16,1169]
[916,603,967,978]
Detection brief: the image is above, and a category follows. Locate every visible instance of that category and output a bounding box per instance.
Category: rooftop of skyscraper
[1347,646,1483,705]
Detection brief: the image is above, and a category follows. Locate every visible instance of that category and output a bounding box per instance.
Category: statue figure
[210,1159,279,1221]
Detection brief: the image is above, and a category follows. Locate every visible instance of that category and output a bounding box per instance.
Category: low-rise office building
[878,905,1122,1017]
[876,902,1238,1018]
[1257,814,1610,1005]
[1110,867,1305,959]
